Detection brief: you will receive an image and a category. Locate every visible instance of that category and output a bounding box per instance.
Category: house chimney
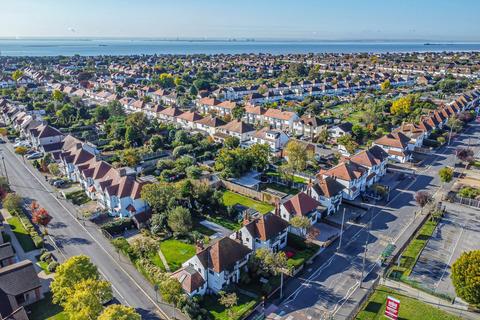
[195,240,204,253]
[274,198,281,216]
[307,178,313,196]
[242,211,251,226]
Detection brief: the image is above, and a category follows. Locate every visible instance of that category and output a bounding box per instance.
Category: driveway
[200,219,232,238]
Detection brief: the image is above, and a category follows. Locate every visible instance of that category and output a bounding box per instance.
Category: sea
[0,39,480,56]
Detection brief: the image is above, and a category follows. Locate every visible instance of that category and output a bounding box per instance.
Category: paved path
[200,219,232,237]
[0,143,187,320]
[157,248,171,272]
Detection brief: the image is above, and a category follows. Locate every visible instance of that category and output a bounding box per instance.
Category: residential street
[0,143,184,320]
[271,121,480,320]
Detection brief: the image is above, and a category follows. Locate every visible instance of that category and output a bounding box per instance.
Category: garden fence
[453,195,480,208]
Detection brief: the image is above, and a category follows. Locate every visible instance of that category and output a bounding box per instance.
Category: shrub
[47,261,59,273]
[32,235,44,248]
[39,248,48,255]
[40,251,52,262]
[458,187,480,199]
[101,218,133,235]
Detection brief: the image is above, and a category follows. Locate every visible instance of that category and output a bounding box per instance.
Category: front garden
[285,233,320,270]
[159,239,196,271]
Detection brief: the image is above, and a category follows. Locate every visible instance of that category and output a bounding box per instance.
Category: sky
[1,0,479,41]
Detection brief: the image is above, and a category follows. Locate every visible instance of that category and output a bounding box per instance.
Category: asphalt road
[272,121,480,320]
[0,143,182,320]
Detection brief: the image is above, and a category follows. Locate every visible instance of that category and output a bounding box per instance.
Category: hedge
[101,218,134,235]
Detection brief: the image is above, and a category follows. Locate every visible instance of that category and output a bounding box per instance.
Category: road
[271,121,480,320]
[0,143,185,320]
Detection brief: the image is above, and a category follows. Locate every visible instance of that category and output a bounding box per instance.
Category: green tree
[337,134,359,154]
[141,182,178,214]
[159,278,183,319]
[218,291,238,319]
[2,193,22,214]
[316,129,329,144]
[94,106,110,122]
[248,143,270,171]
[284,140,310,173]
[98,305,141,320]
[48,163,61,176]
[149,135,164,152]
[232,105,245,120]
[63,278,112,320]
[253,248,288,276]
[167,206,192,234]
[52,89,64,104]
[120,148,141,167]
[439,167,454,183]
[12,70,24,83]
[290,215,311,233]
[224,136,240,149]
[50,255,100,305]
[159,73,175,88]
[448,115,463,132]
[451,250,480,306]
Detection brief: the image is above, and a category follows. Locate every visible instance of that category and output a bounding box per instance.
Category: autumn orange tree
[32,207,53,235]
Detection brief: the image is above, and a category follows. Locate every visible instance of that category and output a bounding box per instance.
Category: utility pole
[447,125,454,145]
[360,220,371,289]
[1,152,9,185]
[337,207,346,251]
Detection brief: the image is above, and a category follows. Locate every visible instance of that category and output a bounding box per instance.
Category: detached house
[232,213,289,252]
[320,161,368,200]
[308,177,345,215]
[280,192,325,236]
[180,237,252,294]
[349,146,389,187]
[28,123,64,151]
[249,127,289,153]
[373,132,411,163]
[393,123,428,151]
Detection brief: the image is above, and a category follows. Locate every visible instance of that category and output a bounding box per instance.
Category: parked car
[53,180,66,188]
[14,141,30,148]
[26,152,43,160]
[0,139,5,144]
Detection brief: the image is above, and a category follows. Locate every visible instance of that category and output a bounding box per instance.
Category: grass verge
[355,285,461,320]
[7,216,36,252]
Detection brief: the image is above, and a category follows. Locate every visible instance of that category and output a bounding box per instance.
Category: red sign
[384,296,400,320]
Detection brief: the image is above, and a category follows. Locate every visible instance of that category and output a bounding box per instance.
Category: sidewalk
[382,278,478,320]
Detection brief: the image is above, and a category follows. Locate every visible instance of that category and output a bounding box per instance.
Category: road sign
[384,296,400,320]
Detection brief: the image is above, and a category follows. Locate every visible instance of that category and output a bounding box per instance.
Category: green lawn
[206,215,242,231]
[148,252,167,272]
[263,183,299,195]
[266,171,306,184]
[202,292,259,320]
[27,292,67,320]
[222,190,274,214]
[389,219,438,278]
[7,217,36,252]
[159,239,196,271]
[356,286,461,320]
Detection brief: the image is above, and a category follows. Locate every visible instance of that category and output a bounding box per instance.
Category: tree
[120,148,141,167]
[94,106,110,122]
[98,305,141,320]
[438,167,454,183]
[253,248,288,275]
[456,148,474,165]
[0,127,7,136]
[284,140,310,173]
[149,135,164,152]
[167,206,192,234]
[32,207,53,234]
[451,250,480,306]
[48,163,61,176]
[447,115,463,132]
[289,216,311,237]
[248,143,270,171]
[390,95,414,116]
[218,291,238,319]
[232,105,245,120]
[159,73,175,88]
[2,193,22,214]
[185,165,202,179]
[337,134,359,155]
[380,79,391,91]
[159,278,183,319]
[224,136,240,149]
[12,70,24,83]
[63,278,112,320]
[14,146,28,156]
[316,129,329,144]
[50,255,100,305]
[141,182,178,214]
[415,191,432,208]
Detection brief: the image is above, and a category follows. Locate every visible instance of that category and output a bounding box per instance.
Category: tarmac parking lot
[409,202,480,297]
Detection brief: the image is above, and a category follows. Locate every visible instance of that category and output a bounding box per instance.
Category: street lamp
[153,284,158,302]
